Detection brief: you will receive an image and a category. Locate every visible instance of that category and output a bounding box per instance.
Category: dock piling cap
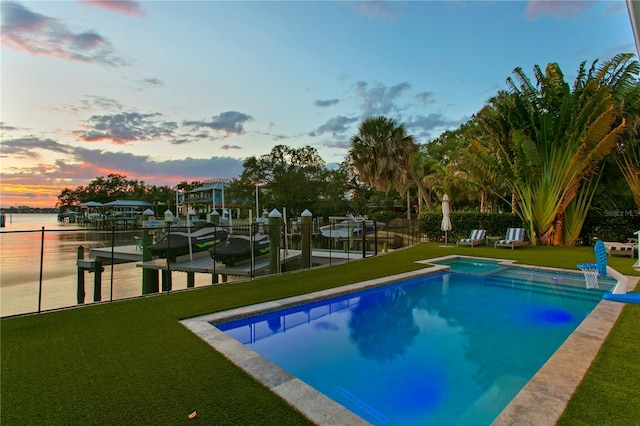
[268,208,282,218]
[301,209,312,217]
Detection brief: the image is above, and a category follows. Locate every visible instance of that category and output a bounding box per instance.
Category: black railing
[0,218,421,317]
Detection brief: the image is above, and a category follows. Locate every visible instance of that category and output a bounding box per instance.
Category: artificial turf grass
[557,304,640,426]
[2,243,639,425]
[1,246,428,425]
[1,293,316,425]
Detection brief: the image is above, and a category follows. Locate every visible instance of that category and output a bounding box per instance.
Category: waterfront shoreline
[0,214,217,317]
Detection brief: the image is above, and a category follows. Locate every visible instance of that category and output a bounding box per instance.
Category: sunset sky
[1,0,636,208]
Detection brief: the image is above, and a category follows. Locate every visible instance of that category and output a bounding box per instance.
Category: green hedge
[418,209,640,245]
[580,210,640,244]
[418,212,523,242]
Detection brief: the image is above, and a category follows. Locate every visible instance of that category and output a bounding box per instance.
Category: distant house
[102,200,154,228]
[104,199,154,211]
[104,199,153,218]
[183,180,240,222]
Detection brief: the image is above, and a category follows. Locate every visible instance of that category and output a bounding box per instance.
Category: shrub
[418,212,523,242]
[580,209,640,245]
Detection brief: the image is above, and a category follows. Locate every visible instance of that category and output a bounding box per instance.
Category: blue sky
[1,0,636,207]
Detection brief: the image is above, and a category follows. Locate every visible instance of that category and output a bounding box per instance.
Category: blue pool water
[216,266,610,425]
[433,257,507,276]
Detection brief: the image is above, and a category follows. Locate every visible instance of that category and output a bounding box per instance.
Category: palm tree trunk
[408,168,433,211]
[552,212,565,246]
[480,190,487,213]
[406,191,411,220]
[535,226,552,246]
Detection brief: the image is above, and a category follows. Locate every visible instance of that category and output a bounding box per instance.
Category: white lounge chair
[456,229,487,247]
[495,228,528,249]
[604,239,637,258]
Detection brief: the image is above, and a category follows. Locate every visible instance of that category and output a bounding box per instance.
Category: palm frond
[564,171,602,246]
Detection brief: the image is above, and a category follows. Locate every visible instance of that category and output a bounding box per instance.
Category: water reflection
[267,316,282,333]
[410,273,590,391]
[217,272,600,425]
[348,287,419,362]
[1,215,215,316]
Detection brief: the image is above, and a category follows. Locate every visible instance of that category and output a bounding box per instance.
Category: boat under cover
[319,218,383,239]
[149,222,229,260]
[209,233,270,266]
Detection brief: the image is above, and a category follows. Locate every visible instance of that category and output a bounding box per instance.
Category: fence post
[93,260,102,302]
[374,220,378,255]
[301,209,312,269]
[269,209,282,274]
[362,219,366,258]
[211,226,218,283]
[37,226,45,313]
[142,210,159,294]
[110,226,115,301]
[77,246,85,304]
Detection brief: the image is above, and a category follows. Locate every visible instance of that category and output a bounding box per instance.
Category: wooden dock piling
[76,246,105,304]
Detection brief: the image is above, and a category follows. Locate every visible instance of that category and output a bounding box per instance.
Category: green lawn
[2,243,639,425]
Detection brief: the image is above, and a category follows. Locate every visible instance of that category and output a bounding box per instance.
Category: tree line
[56,174,203,214]
[57,53,640,246]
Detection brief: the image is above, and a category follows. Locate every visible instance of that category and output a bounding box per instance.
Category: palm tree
[612,71,640,212]
[157,185,175,214]
[471,54,638,245]
[411,150,437,211]
[349,116,431,211]
[615,136,640,212]
[420,126,478,211]
[470,91,531,216]
[423,161,470,207]
[455,146,506,213]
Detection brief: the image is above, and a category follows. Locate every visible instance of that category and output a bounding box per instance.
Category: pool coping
[493,277,638,425]
[180,256,638,426]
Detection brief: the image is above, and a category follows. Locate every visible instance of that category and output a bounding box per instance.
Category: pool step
[483,273,605,302]
[497,268,616,287]
[448,265,510,277]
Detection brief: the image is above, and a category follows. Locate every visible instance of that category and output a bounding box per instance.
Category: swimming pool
[431,256,508,276]
[212,262,613,425]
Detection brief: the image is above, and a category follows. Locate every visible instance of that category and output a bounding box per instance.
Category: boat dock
[75,244,374,304]
[137,248,370,276]
[89,245,142,263]
[77,245,371,288]
[138,250,299,276]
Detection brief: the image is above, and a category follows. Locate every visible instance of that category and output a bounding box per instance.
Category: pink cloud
[525,0,593,20]
[353,1,398,21]
[1,2,127,65]
[78,0,145,17]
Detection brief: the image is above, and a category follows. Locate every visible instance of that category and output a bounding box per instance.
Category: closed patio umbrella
[441,194,452,244]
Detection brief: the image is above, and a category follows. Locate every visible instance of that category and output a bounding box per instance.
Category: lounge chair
[456,229,487,247]
[495,228,528,249]
[604,238,637,258]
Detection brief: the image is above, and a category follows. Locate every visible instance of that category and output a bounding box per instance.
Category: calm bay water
[0,213,215,317]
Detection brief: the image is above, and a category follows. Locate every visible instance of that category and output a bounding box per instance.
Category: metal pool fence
[0,218,421,317]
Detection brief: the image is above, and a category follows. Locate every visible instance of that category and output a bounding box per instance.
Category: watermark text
[604,209,639,217]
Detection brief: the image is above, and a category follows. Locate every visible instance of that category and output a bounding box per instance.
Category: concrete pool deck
[180,259,638,425]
